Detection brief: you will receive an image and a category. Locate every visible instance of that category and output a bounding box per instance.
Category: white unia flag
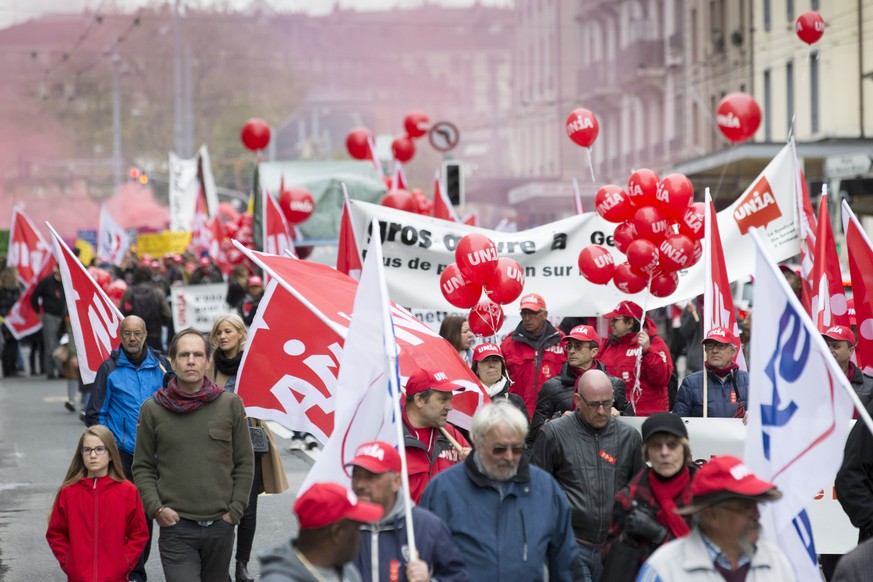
[97,205,130,266]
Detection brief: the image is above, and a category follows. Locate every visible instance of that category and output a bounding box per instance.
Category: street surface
[0,374,316,581]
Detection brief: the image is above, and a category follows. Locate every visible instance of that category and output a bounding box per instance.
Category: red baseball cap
[472,342,504,363]
[603,300,643,320]
[405,368,461,397]
[198,257,211,267]
[344,441,401,474]
[293,482,383,529]
[677,455,781,514]
[561,325,601,345]
[519,293,547,312]
[701,326,739,347]
[822,325,856,344]
[248,276,263,288]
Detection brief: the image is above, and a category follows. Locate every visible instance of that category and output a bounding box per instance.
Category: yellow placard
[74,239,94,266]
[136,231,192,256]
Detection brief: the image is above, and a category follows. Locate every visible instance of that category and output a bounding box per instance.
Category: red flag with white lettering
[233,244,487,441]
[811,194,851,331]
[8,208,52,286]
[48,223,123,383]
[262,190,296,258]
[843,201,873,375]
[2,254,56,340]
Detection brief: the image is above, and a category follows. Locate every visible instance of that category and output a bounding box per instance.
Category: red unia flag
[843,201,873,375]
[232,243,487,442]
[3,254,56,340]
[791,140,817,314]
[8,208,51,286]
[187,193,212,255]
[432,170,461,222]
[262,190,296,258]
[48,223,123,383]
[703,190,746,370]
[810,194,851,330]
[336,189,363,280]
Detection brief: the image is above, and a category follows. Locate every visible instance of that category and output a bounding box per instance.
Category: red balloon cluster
[578,169,704,298]
[346,110,431,164]
[278,187,315,225]
[241,118,271,152]
[796,11,824,45]
[440,234,525,335]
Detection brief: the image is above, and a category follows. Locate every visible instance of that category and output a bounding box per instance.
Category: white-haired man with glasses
[531,369,643,582]
[420,401,580,581]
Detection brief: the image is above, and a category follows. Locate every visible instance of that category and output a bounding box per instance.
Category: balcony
[616,40,666,83]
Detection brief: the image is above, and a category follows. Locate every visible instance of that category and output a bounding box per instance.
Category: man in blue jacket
[85,315,169,582]
[420,401,580,581]
[673,327,748,418]
[347,440,466,582]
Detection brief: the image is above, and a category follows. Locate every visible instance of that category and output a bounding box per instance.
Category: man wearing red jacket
[402,368,471,502]
[501,293,567,417]
[596,300,673,416]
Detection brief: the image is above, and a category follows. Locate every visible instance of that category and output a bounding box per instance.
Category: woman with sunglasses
[47,425,148,582]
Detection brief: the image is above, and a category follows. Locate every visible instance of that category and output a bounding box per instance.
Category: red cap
[603,300,643,320]
[172,254,184,264]
[701,326,739,347]
[519,293,546,312]
[293,482,383,529]
[198,257,211,267]
[405,368,460,397]
[676,455,781,515]
[561,325,601,345]
[248,276,263,288]
[822,325,856,344]
[472,342,504,363]
[344,441,401,474]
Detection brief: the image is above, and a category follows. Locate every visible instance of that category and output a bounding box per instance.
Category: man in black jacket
[527,325,633,447]
[531,369,643,582]
[29,265,65,379]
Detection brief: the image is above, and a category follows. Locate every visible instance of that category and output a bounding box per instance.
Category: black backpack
[125,284,164,331]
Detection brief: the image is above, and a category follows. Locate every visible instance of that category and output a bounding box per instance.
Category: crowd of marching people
[2,245,873,582]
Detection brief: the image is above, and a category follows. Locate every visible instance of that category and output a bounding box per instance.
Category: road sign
[428,121,460,152]
[824,153,872,178]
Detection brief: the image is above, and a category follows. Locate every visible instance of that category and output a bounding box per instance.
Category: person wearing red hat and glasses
[402,369,471,502]
[822,325,873,409]
[346,441,466,582]
[673,327,748,419]
[528,325,634,448]
[499,293,567,418]
[259,482,383,581]
[637,455,792,581]
[596,300,673,417]
[471,342,528,420]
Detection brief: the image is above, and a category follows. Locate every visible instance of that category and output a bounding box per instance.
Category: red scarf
[649,466,692,539]
[704,361,739,376]
[154,377,223,413]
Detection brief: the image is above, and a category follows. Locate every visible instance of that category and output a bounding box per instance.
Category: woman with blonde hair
[209,313,289,582]
[46,425,148,582]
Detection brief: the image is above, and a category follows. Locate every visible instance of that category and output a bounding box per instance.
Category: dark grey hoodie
[259,539,364,582]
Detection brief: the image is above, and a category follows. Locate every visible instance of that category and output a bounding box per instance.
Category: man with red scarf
[133,329,254,582]
[672,327,748,418]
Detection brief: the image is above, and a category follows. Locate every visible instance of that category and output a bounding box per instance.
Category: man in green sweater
[133,328,254,582]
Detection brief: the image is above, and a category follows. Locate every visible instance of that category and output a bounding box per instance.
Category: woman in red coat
[47,425,148,582]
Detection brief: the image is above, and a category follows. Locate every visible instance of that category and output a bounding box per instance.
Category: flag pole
[702,350,709,418]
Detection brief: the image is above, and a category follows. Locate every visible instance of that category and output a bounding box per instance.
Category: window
[811,51,819,133]
[787,0,794,22]
[764,69,772,141]
[763,0,771,31]
[786,60,794,137]
[812,0,819,10]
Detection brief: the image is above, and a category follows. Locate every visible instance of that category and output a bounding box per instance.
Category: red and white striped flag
[810,193,851,331]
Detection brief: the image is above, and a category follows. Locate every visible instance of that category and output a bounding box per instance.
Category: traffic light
[443,160,463,206]
[128,166,148,185]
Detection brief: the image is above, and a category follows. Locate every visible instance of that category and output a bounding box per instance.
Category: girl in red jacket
[46,425,148,582]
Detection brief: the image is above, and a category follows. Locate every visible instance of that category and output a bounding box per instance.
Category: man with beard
[500,293,567,417]
[347,441,466,582]
[420,401,579,581]
[637,455,793,581]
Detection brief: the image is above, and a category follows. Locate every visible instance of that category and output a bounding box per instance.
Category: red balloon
[218,202,241,224]
[278,187,315,225]
[716,93,761,143]
[679,202,706,240]
[381,189,416,212]
[657,174,695,219]
[440,263,482,309]
[411,189,432,216]
[578,245,615,285]
[391,135,416,163]
[658,233,696,272]
[87,267,111,291]
[346,127,373,160]
[241,118,271,151]
[484,257,525,305]
[689,239,703,267]
[650,270,679,298]
[595,185,633,223]
[456,234,499,285]
[631,206,669,244]
[626,239,659,274]
[468,299,505,337]
[106,279,127,306]
[612,262,647,295]
[796,11,824,45]
[627,169,660,208]
[565,108,599,148]
[404,111,430,139]
[613,222,636,254]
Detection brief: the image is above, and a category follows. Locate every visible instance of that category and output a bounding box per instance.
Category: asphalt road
[0,374,317,582]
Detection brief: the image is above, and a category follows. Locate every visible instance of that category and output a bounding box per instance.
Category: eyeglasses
[122,331,145,339]
[704,342,734,352]
[565,341,595,352]
[490,444,526,456]
[578,396,614,410]
[82,446,107,456]
[717,500,758,517]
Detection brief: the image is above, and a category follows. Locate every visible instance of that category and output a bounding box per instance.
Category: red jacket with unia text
[403,419,470,503]
[500,321,567,417]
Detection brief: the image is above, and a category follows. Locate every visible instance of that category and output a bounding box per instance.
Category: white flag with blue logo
[744,228,856,581]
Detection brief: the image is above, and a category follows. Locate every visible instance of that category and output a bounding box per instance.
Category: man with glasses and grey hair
[420,401,580,581]
[531,369,643,582]
[85,315,170,582]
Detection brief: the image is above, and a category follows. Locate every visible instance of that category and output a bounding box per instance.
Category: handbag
[248,424,270,454]
[600,537,647,582]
